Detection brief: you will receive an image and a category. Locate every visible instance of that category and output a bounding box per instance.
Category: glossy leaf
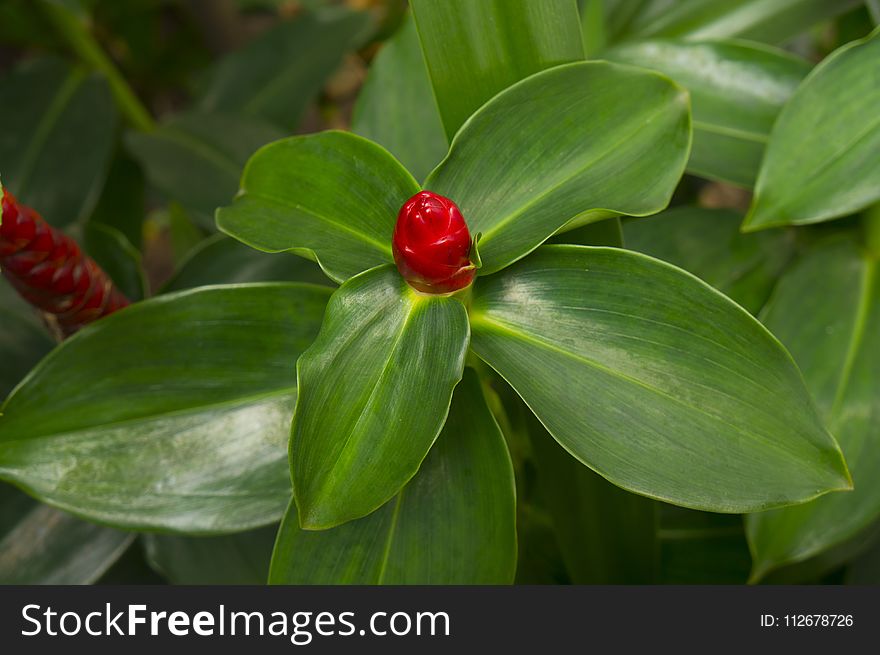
[270,369,516,584]
[0,484,131,584]
[606,39,810,187]
[0,57,116,227]
[125,111,283,229]
[624,207,794,315]
[0,284,330,532]
[351,15,447,182]
[197,8,369,130]
[144,526,277,584]
[761,520,880,584]
[410,0,584,140]
[163,234,329,293]
[744,28,880,230]
[551,217,624,248]
[469,245,851,513]
[425,62,690,275]
[217,131,420,284]
[291,265,469,529]
[747,238,880,580]
[615,0,862,44]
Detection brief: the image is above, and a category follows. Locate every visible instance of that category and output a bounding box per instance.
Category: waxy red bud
[1,187,129,336]
[392,191,475,294]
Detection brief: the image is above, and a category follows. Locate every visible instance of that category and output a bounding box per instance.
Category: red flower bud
[392,191,475,294]
[1,187,129,336]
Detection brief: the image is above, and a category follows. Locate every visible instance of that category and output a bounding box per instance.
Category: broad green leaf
[144,526,277,584]
[747,238,880,580]
[351,15,447,182]
[410,0,584,140]
[197,8,370,130]
[527,410,657,583]
[0,283,330,532]
[605,39,810,187]
[744,28,880,230]
[0,283,54,399]
[0,483,131,584]
[0,57,116,227]
[424,62,690,275]
[551,217,624,248]
[761,520,880,583]
[291,265,469,529]
[624,207,794,315]
[270,368,516,584]
[163,234,329,293]
[615,0,862,44]
[469,245,851,513]
[125,111,284,229]
[82,221,147,301]
[217,131,420,284]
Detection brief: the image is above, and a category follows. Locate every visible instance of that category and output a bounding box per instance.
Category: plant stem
[39,1,155,132]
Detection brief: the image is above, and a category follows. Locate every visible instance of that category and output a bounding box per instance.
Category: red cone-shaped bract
[392,190,475,293]
[1,188,130,336]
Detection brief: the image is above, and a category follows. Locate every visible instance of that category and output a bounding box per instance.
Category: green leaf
[291,265,469,529]
[197,8,370,130]
[351,15,447,182]
[761,520,880,583]
[143,526,277,584]
[270,368,516,584]
[747,238,880,580]
[0,283,54,400]
[469,245,851,513]
[615,0,862,44]
[624,206,795,315]
[217,131,420,284]
[744,28,880,230]
[0,57,117,227]
[424,61,690,275]
[605,39,810,187]
[410,0,584,140]
[551,217,624,248]
[0,283,330,532]
[163,234,330,293]
[0,483,131,584]
[82,221,147,300]
[125,111,284,229]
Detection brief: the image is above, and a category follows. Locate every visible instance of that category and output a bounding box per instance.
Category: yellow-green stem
[40,1,155,132]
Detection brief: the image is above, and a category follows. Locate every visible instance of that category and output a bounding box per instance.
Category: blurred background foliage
[0,0,878,584]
